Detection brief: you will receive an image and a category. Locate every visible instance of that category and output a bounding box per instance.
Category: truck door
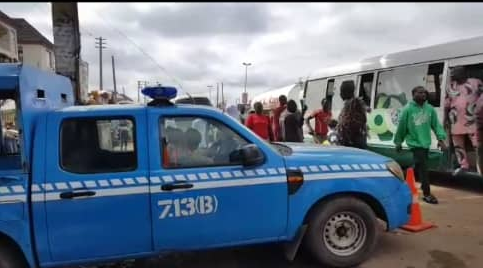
[147,109,287,250]
[43,111,152,262]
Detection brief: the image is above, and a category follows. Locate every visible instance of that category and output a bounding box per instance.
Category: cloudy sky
[1,2,483,105]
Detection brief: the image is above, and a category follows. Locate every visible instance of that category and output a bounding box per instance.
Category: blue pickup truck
[0,64,411,268]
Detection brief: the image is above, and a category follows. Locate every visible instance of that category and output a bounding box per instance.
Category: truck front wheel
[0,241,29,268]
[304,197,378,268]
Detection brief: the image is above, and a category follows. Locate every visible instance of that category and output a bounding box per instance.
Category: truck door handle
[60,190,96,199]
[161,182,193,191]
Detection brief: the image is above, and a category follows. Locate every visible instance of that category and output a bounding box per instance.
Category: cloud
[2,2,483,105]
[108,3,272,38]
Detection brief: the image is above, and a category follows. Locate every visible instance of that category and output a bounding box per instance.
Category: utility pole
[111,55,117,103]
[242,62,251,94]
[216,82,219,108]
[95,37,106,91]
[137,80,142,103]
[143,81,148,104]
[221,82,224,111]
[207,85,213,104]
[52,3,81,104]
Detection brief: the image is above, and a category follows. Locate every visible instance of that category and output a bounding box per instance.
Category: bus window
[359,73,374,107]
[304,78,327,116]
[426,62,444,107]
[326,79,335,111]
[374,64,428,110]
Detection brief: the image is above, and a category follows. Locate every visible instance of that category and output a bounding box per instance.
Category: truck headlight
[386,161,404,181]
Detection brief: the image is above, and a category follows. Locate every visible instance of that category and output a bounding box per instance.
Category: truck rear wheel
[304,197,378,268]
[0,241,29,268]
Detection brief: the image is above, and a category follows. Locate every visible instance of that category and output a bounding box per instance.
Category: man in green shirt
[394,86,447,204]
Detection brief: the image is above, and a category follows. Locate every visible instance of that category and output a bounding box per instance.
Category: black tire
[0,241,29,268]
[304,197,378,268]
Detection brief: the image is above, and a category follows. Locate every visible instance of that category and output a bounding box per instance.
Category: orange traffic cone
[401,168,436,232]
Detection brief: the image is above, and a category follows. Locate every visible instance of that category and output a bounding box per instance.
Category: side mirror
[230,144,265,167]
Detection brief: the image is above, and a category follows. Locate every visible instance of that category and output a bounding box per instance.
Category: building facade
[0,11,18,63]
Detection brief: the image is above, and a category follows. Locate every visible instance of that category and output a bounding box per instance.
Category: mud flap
[283,224,307,262]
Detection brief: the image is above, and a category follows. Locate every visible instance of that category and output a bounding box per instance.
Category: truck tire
[304,197,378,268]
[0,241,29,268]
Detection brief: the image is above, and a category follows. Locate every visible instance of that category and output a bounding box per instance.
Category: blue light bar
[141,86,177,100]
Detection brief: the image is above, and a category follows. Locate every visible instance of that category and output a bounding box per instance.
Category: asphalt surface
[83,177,483,268]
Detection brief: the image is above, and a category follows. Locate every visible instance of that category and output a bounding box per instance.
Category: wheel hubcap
[322,212,367,256]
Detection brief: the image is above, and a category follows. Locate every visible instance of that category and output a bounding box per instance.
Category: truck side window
[60,117,137,174]
[161,116,248,169]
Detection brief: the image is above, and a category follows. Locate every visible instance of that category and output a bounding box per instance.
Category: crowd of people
[245,79,368,147]
[243,66,483,205]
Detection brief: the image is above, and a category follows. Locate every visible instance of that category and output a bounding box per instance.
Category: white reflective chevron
[233,171,244,177]
[371,164,381,170]
[361,164,371,170]
[380,164,387,169]
[256,169,267,175]
[161,176,173,183]
[123,178,135,185]
[32,184,41,192]
[174,175,186,181]
[99,180,110,187]
[110,179,123,186]
[11,186,24,193]
[69,181,84,188]
[0,187,10,194]
[136,177,149,184]
[300,166,309,172]
[351,164,361,170]
[210,172,221,179]
[187,174,198,181]
[267,168,278,175]
[221,172,232,178]
[199,173,209,180]
[149,177,161,184]
[55,182,68,190]
[309,166,319,172]
[319,165,330,171]
[41,183,54,191]
[341,165,352,171]
[278,168,286,174]
[84,181,97,188]
[244,170,255,176]
[330,165,341,171]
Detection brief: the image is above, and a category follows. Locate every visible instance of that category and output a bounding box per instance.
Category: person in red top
[245,102,273,141]
[305,98,332,144]
[271,95,287,141]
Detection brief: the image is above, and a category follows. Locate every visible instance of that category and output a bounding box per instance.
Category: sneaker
[423,194,439,204]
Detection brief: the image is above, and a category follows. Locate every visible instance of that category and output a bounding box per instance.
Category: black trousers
[412,148,431,196]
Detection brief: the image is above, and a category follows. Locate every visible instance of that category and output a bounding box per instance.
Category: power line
[90,8,185,91]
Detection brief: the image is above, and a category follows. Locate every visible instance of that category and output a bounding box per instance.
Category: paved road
[136,182,483,268]
[85,180,483,268]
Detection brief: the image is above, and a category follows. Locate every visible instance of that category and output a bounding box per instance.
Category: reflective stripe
[305,171,393,181]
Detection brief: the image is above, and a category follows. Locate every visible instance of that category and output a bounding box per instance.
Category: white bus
[251,82,304,114]
[303,35,483,172]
